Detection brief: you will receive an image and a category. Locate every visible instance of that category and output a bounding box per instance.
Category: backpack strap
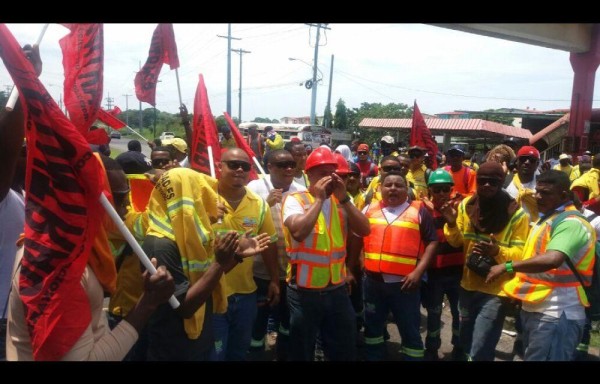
[550,210,589,287]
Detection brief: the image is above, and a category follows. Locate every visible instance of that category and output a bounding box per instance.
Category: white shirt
[0,189,25,318]
[506,174,537,222]
[247,175,306,202]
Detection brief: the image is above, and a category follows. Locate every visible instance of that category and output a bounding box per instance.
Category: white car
[159,131,175,141]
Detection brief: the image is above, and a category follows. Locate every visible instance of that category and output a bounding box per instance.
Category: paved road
[247,303,600,361]
[109,137,152,158]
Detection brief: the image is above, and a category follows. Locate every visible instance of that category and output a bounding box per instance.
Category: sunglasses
[477,177,501,187]
[382,166,402,172]
[152,158,170,168]
[431,185,452,193]
[518,156,538,164]
[224,160,251,172]
[358,151,368,155]
[273,160,297,169]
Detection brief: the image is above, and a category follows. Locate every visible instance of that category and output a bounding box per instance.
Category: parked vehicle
[110,131,121,139]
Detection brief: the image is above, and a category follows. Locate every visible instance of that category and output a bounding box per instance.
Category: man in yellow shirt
[210,148,279,361]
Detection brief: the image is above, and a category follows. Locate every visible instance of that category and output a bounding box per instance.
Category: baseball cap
[446,145,465,155]
[516,146,540,159]
[357,143,369,152]
[559,153,569,160]
[169,138,188,154]
[381,135,394,144]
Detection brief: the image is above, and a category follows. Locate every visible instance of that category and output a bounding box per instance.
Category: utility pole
[324,54,335,128]
[218,24,241,116]
[232,48,251,124]
[106,93,114,110]
[123,94,132,126]
[306,23,331,126]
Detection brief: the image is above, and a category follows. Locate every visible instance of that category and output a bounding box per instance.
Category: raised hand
[236,230,271,258]
[142,258,175,308]
[266,188,283,207]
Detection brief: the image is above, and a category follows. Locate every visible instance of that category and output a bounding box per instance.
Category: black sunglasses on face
[382,166,402,172]
[477,177,501,187]
[518,156,538,164]
[273,161,297,169]
[431,185,452,193]
[358,151,368,155]
[152,158,170,168]
[224,160,251,172]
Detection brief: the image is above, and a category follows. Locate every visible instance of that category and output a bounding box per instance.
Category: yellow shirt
[221,137,237,149]
[443,195,530,296]
[213,188,277,295]
[406,165,428,199]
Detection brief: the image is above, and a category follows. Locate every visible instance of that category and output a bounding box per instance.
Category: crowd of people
[2,44,599,362]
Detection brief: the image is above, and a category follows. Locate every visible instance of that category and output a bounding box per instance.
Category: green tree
[333,98,348,131]
[471,109,514,125]
[323,105,333,128]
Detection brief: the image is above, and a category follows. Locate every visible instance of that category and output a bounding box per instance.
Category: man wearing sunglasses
[355,143,378,189]
[364,156,409,207]
[506,146,541,223]
[211,149,279,361]
[441,161,529,361]
[406,146,430,199]
[247,149,306,360]
[282,147,370,361]
[421,169,464,360]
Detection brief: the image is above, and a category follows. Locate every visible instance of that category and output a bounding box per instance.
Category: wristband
[339,195,351,205]
[505,260,514,273]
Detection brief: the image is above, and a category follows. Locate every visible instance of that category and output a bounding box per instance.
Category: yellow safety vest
[283,192,347,289]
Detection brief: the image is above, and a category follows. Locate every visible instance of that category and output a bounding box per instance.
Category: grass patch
[110,147,123,159]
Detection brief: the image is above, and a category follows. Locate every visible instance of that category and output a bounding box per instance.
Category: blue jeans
[522,310,585,361]
[421,272,461,351]
[210,292,257,361]
[458,289,511,361]
[363,274,424,361]
[287,285,356,361]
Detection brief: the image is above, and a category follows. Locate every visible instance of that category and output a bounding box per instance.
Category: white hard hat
[381,135,394,144]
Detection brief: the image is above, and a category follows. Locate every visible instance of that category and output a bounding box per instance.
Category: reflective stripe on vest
[363,200,424,276]
[504,209,595,304]
[284,192,347,288]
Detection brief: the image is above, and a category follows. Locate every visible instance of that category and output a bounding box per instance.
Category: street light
[289,57,323,125]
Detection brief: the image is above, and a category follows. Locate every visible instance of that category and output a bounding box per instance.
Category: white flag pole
[175,68,183,107]
[99,193,180,309]
[125,125,149,142]
[6,23,50,111]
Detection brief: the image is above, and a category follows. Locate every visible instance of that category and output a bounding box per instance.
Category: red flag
[410,100,438,170]
[59,24,104,135]
[134,24,179,107]
[85,128,110,145]
[0,24,105,360]
[223,112,258,180]
[97,108,127,130]
[190,74,221,177]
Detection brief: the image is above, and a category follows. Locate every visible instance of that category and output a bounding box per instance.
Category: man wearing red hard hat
[281,147,370,361]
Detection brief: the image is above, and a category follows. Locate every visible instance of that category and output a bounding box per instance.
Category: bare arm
[179,104,192,150]
[284,198,323,242]
[486,250,566,284]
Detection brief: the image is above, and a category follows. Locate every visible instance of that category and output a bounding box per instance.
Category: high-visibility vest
[283,192,347,289]
[503,207,595,305]
[127,174,154,212]
[363,200,424,276]
[430,208,464,269]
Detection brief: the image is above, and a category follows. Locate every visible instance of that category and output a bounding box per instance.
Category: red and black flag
[134,24,179,107]
[0,24,105,361]
[59,23,104,135]
[223,112,258,180]
[410,100,438,169]
[190,74,221,177]
[97,106,127,130]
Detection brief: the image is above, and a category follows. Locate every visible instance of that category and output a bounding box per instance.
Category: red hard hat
[305,146,337,171]
[334,153,350,175]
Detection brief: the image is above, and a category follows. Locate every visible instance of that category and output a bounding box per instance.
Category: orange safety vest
[504,207,595,305]
[283,192,347,289]
[363,200,425,276]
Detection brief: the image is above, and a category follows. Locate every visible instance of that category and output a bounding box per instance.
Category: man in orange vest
[486,170,596,361]
[357,171,438,360]
[282,147,370,361]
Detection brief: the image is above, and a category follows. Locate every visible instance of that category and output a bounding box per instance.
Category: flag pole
[125,125,150,142]
[207,145,223,224]
[99,193,180,309]
[175,68,183,107]
[6,23,49,111]
[251,156,273,191]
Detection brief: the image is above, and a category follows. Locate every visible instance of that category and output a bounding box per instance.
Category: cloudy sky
[2,23,597,122]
